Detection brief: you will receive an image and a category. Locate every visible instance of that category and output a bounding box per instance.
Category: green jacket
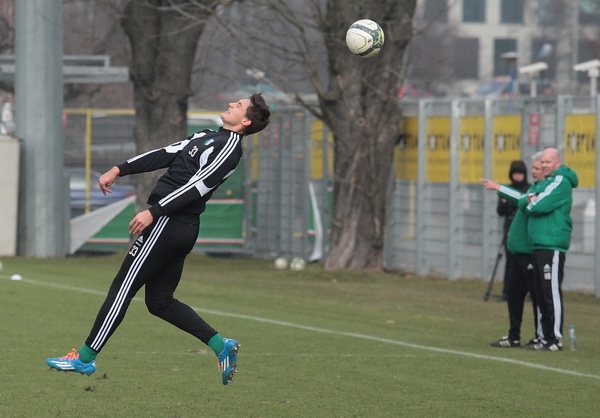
[497,184,536,254]
[517,165,579,252]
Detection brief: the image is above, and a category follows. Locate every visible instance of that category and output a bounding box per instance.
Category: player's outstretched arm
[99,166,121,196]
[480,178,499,191]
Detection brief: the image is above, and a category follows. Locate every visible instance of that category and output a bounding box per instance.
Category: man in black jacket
[497,160,530,300]
[46,94,270,385]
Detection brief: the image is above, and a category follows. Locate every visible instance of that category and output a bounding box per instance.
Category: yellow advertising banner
[310,120,333,179]
[459,116,485,183]
[564,114,595,187]
[426,116,450,182]
[395,115,524,183]
[491,115,522,183]
[394,117,418,180]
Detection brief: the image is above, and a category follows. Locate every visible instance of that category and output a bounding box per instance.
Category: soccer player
[46,94,270,384]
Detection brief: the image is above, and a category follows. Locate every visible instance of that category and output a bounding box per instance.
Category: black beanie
[509,160,527,178]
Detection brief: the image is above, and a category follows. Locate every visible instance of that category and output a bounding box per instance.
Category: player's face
[540,149,561,176]
[221,99,251,127]
[531,161,543,181]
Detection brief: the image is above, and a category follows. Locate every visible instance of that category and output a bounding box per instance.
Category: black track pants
[85,216,218,353]
[532,249,565,345]
[506,253,538,341]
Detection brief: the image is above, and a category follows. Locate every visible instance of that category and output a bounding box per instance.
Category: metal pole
[416,100,429,276]
[595,93,600,297]
[590,68,599,98]
[448,99,461,279]
[15,0,68,256]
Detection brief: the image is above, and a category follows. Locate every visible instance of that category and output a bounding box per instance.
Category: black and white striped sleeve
[117,139,191,176]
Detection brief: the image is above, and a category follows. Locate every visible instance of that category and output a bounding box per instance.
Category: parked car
[66,167,135,218]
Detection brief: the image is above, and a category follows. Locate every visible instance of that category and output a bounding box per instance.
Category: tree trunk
[321,0,417,269]
[121,1,212,211]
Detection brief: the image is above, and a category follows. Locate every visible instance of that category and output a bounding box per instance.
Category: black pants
[85,216,218,353]
[532,249,565,345]
[502,249,513,299]
[506,253,539,341]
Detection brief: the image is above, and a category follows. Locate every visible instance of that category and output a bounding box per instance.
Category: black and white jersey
[117,128,243,224]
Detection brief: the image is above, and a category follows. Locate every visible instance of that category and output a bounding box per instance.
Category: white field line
[4,275,600,380]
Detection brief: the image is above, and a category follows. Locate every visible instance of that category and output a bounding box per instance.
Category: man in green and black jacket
[519,147,578,352]
[481,155,543,348]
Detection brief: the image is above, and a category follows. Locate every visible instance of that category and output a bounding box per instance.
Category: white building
[410,0,600,97]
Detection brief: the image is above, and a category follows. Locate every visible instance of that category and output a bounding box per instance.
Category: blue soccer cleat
[217,338,240,385]
[46,348,96,376]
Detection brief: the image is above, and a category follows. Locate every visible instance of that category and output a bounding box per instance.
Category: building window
[424,0,448,23]
[409,34,446,81]
[501,0,523,23]
[577,39,600,82]
[452,38,479,79]
[580,0,600,25]
[537,0,563,25]
[410,34,478,81]
[463,0,486,22]
[494,38,517,77]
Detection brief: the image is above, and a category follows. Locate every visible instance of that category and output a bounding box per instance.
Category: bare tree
[119,0,226,211]
[211,0,417,269]
[319,1,416,269]
[0,1,132,104]
[0,0,15,93]
[2,0,418,270]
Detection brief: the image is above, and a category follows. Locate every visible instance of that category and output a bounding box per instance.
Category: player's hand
[99,166,120,196]
[129,210,153,235]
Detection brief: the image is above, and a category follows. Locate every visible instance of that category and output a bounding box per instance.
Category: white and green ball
[274,257,289,270]
[290,257,307,271]
[345,19,385,58]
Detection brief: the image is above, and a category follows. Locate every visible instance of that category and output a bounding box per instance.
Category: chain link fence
[64,96,600,295]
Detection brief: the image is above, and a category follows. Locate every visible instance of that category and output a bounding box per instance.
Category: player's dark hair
[244,93,270,135]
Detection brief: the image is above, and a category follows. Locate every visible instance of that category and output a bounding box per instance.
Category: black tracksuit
[85,128,243,353]
[497,161,530,299]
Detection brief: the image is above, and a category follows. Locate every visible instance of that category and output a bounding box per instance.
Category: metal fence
[65,96,600,296]
[382,96,600,295]
[244,96,600,296]
[243,109,333,261]
[63,109,244,253]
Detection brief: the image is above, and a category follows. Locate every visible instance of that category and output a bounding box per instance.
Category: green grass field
[1,253,599,417]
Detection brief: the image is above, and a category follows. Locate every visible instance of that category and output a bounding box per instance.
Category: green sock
[207,333,224,356]
[78,344,97,364]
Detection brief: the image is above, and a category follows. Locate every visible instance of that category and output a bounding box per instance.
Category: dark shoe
[524,340,563,352]
[490,336,520,347]
[521,338,541,350]
[537,340,563,352]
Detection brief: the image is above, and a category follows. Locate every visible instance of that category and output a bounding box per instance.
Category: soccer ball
[274,257,288,270]
[289,257,307,271]
[345,19,385,58]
